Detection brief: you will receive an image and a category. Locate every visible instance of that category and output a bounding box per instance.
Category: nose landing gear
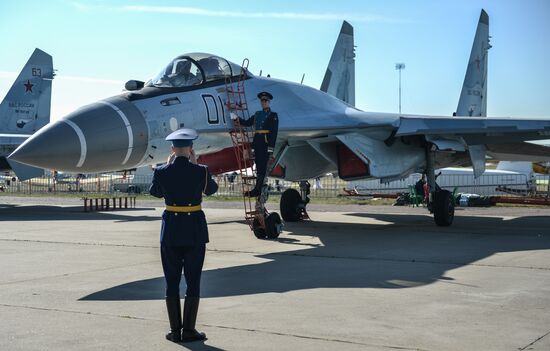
[252,184,284,239]
[253,211,283,239]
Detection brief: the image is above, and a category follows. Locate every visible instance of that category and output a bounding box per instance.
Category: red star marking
[24,80,34,93]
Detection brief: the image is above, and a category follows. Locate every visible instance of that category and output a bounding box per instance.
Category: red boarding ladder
[224,59,266,232]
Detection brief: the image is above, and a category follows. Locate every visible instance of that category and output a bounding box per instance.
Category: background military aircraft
[0,48,53,180]
[9,9,550,228]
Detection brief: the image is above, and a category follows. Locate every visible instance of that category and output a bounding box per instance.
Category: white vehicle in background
[348,164,535,197]
[111,166,154,194]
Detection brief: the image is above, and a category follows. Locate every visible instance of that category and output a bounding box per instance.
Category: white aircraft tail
[456,9,491,117]
[320,21,355,106]
[0,48,53,134]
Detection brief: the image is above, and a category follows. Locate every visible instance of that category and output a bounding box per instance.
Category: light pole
[395,63,405,115]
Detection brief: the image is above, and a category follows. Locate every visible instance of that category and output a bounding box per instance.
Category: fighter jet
[1,48,53,180]
[9,10,550,228]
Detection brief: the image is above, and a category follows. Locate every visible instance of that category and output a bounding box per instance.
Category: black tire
[433,190,454,226]
[265,212,282,239]
[280,189,304,222]
[252,217,267,239]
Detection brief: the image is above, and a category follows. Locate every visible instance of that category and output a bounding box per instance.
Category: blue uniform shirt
[237,109,279,149]
[254,109,271,130]
[150,156,218,246]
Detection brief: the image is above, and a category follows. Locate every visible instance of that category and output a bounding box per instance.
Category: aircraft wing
[396,116,550,143]
[393,115,550,174]
[0,133,32,145]
[273,113,550,181]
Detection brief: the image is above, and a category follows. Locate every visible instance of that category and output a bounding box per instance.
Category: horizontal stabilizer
[7,158,44,181]
[487,143,550,162]
[0,134,31,145]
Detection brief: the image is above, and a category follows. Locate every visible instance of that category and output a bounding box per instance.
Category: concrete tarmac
[1,197,550,350]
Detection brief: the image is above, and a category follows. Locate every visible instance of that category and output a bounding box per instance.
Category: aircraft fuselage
[10,74,399,175]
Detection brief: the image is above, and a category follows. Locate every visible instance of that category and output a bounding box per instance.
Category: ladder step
[228,105,248,110]
[232,135,252,139]
[226,88,245,94]
[225,74,265,233]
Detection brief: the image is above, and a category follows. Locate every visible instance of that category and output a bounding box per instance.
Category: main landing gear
[280,181,310,222]
[432,189,454,226]
[425,145,455,226]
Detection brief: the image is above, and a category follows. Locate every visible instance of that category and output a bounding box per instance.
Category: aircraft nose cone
[9,120,83,170]
[9,97,149,172]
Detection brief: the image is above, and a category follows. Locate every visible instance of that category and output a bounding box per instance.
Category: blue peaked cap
[165,128,199,148]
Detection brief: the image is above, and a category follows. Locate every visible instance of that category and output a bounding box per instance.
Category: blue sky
[0,0,549,120]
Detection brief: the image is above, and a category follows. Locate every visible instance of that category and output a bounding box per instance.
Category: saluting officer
[231,91,279,197]
[149,128,218,343]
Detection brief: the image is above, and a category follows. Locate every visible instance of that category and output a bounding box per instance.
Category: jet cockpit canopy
[149,53,248,88]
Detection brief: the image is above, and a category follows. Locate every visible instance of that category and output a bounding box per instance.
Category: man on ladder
[231,91,279,198]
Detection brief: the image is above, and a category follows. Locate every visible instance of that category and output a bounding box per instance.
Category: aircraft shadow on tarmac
[0,205,159,222]
[80,211,550,301]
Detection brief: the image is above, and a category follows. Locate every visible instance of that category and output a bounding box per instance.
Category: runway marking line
[519,329,550,351]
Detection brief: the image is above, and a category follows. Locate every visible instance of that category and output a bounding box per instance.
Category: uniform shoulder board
[197,163,209,169]
[155,163,169,171]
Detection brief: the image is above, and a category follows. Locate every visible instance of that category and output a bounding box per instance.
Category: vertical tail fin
[456,9,491,117]
[320,21,355,106]
[458,10,491,178]
[0,48,53,134]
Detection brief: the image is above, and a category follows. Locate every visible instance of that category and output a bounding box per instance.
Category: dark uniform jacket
[238,109,279,149]
[149,156,218,246]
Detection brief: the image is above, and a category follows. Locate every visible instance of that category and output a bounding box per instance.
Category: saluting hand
[167,152,176,164]
[190,149,198,164]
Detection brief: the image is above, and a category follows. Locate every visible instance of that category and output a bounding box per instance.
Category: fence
[347,173,542,197]
[1,172,549,199]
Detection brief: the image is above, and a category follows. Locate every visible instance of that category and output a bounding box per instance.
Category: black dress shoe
[166,330,182,342]
[182,328,206,342]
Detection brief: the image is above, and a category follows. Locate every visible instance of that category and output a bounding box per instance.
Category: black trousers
[161,243,206,298]
[253,140,268,177]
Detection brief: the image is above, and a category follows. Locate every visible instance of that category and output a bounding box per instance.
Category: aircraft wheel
[252,217,267,239]
[265,212,283,239]
[280,189,304,222]
[433,190,454,226]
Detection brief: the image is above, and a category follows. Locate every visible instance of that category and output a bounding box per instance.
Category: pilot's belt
[255,130,270,134]
[165,204,202,212]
